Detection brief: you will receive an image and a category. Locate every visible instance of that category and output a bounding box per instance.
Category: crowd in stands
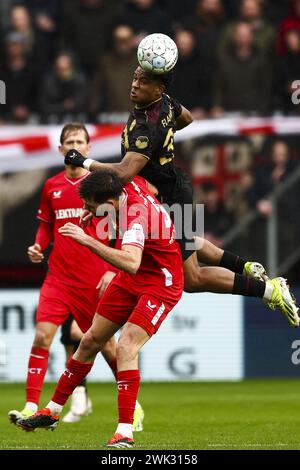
[0,0,300,123]
[0,0,300,271]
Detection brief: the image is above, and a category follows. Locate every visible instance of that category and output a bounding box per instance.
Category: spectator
[248,139,300,256]
[184,0,225,65]
[122,0,171,47]
[249,140,297,217]
[277,0,300,55]
[89,24,137,117]
[211,22,272,116]
[275,29,300,114]
[171,29,210,118]
[0,31,38,123]
[159,0,198,27]
[9,4,47,70]
[219,0,276,58]
[15,0,62,62]
[201,181,234,248]
[264,0,290,25]
[61,0,123,76]
[39,51,88,122]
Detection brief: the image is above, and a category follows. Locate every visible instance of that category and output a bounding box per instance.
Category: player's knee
[80,330,104,358]
[33,329,52,349]
[116,336,137,364]
[183,269,206,293]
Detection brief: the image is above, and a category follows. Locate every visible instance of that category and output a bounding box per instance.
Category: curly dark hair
[79,169,123,203]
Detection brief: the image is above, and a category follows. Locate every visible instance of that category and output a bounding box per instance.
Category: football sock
[46,400,63,416]
[263,281,274,302]
[25,402,38,413]
[220,251,246,274]
[117,369,140,431]
[26,347,49,405]
[73,342,87,388]
[233,274,265,298]
[116,423,133,438]
[51,358,93,406]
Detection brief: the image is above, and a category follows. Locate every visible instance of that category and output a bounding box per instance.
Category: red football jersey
[37,171,111,288]
[113,177,184,302]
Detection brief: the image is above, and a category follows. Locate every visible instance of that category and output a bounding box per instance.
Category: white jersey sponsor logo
[55,208,83,220]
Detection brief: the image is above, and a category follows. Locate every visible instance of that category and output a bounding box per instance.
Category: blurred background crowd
[0,0,300,123]
[0,0,300,284]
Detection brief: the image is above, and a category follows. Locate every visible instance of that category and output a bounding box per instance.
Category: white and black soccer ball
[137,33,178,74]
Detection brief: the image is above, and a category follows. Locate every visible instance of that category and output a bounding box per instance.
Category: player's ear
[158,83,165,94]
[86,143,92,156]
[58,145,64,156]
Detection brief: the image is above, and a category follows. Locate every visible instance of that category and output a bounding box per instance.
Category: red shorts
[96,281,181,337]
[36,274,99,333]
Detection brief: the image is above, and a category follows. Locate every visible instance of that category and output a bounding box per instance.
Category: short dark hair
[145,70,174,91]
[60,122,90,144]
[79,169,123,204]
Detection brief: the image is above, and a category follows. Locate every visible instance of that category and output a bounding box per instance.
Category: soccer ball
[137,33,178,74]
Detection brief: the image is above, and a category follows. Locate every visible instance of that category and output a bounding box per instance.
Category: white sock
[46,400,63,416]
[25,402,38,413]
[263,281,274,301]
[116,423,133,438]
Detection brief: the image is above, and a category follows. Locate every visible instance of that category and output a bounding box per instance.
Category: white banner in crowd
[1,117,300,172]
[0,289,243,382]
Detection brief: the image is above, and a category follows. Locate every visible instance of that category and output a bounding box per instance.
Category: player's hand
[97,270,116,298]
[28,243,44,263]
[64,149,86,167]
[80,209,93,228]
[59,223,88,245]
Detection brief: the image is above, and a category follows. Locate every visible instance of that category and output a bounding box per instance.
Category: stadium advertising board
[0,290,243,381]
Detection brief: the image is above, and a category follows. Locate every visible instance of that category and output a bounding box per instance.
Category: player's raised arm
[64,149,147,185]
[59,223,142,275]
[175,104,193,131]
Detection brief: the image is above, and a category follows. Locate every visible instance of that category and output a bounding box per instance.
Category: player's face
[59,130,90,157]
[84,198,116,217]
[130,67,164,106]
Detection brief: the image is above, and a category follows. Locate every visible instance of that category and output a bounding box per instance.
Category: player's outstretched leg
[195,240,268,281]
[183,253,299,328]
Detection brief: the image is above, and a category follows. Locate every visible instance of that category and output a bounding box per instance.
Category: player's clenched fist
[80,209,93,228]
[64,149,86,167]
[28,243,44,263]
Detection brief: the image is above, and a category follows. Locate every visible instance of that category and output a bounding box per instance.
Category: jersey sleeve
[37,180,54,223]
[35,220,54,251]
[127,121,153,160]
[170,96,182,119]
[121,206,148,250]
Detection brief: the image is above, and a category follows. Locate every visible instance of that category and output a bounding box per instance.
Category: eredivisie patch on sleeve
[122,223,145,248]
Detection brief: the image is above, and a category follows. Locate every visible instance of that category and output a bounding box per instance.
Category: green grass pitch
[1,380,300,450]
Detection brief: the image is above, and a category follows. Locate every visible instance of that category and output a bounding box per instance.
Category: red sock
[117,370,140,424]
[108,358,118,380]
[51,358,93,406]
[26,347,49,404]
